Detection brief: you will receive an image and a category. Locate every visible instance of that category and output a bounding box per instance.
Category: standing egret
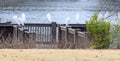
[47,13,52,23]
[20,13,26,26]
[12,15,20,25]
[65,17,71,26]
[12,13,26,26]
[76,13,80,23]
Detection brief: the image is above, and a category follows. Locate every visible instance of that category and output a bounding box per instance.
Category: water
[0,0,120,24]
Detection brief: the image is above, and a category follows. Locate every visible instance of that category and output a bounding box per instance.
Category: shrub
[110,18,120,48]
[86,12,111,49]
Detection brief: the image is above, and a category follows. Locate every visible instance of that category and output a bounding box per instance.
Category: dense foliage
[86,12,111,49]
[110,18,120,48]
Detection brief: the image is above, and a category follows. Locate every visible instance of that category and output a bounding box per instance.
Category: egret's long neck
[65,17,71,26]
[76,13,79,21]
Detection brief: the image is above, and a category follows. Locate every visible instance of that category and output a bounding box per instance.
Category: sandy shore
[0,49,120,61]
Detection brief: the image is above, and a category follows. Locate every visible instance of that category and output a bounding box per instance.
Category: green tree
[86,12,111,49]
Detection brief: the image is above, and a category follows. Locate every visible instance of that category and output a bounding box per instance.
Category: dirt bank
[0,49,120,61]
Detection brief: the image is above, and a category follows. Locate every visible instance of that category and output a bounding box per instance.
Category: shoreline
[0,49,119,61]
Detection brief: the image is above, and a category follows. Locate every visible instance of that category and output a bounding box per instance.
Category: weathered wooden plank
[73,30,77,49]
[58,25,89,49]
[77,32,86,38]
[65,27,68,48]
[58,26,62,48]
[24,23,51,27]
[51,22,57,43]
[60,26,66,31]
[57,24,86,27]
[28,32,36,48]
[68,28,75,34]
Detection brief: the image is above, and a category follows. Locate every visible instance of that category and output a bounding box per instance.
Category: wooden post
[28,32,36,48]
[73,30,77,49]
[18,28,24,43]
[58,26,62,48]
[65,27,68,48]
[13,26,18,37]
[51,22,57,43]
[12,25,18,48]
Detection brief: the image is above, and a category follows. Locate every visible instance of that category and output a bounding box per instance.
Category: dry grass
[0,49,120,61]
[0,30,35,48]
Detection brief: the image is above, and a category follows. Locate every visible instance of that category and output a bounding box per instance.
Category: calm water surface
[0,0,120,24]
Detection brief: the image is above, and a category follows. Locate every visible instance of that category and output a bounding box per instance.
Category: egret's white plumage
[76,13,79,21]
[76,13,80,23]
[20,13,26,26]
[12,15,20,25]
[65,17,71,26]
[47,13,52,23]
[12,13,26,26]
[22,13,26,19]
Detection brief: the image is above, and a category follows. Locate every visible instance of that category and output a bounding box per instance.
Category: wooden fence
[13,25,36,48]
[0,22,36,48]
[24,22,86,43]
[58,26,90,49]
[24,22,57,44]
[23,22,88,49]
[0,22,89,49]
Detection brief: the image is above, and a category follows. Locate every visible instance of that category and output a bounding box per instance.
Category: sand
[0,49,120,61]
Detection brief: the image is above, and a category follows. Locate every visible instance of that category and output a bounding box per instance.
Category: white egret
[47,13,52,23]
[76,13,80,23]
[12,15,20,25]
[65,17,71,26]
[20,13,26,26]
[12,13,26,26]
